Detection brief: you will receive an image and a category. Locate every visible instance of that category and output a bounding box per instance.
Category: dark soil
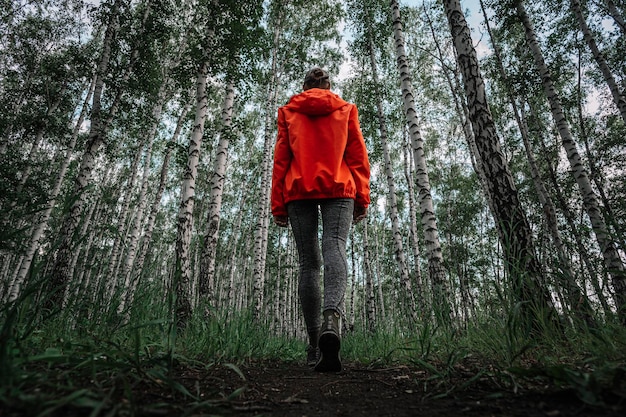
[199,361,624,417]
[2,360,624,416]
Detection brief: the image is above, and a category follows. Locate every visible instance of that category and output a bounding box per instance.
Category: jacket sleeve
[345,104,370,208]
[271,107,292,217]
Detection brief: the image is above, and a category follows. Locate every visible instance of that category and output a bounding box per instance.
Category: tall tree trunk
[363,222,376,332]
[367,31,417,322]
[224,184,249,318]
[65,193,100,308]
[571,0,626,123]
[6,76,95,302]
[199,81,235,306]
[532,107,614,317]
[373,225,387,322]
[118,81,170,314]
[441,0,558,331]
[105,149,142,292]
[66,197,101,311]
[134,92,194,292]
[402,136,423,303]
[48,0,121,307]
[175,60,211,328]
[11,84,67,207]
[575,36,625,254]
[391,0,450,326]
[253,16,283,321]
[423,3,497,221]
[480,0,595,326]
[516,0,626,321]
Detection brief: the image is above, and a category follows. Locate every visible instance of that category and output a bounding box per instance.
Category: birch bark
[442,0,558,329]
[253,14,282,320]
[363,222,376,332]
[134,92,194,290]
[199,82,235,305]
[367,32,417,322]
[403,132,424,301]
[48,0,121,306]
[7,76,95,302]
[479,0,594,325]
[118,80,170,314]
[175,59,211,327]
[516,0,626,320]
[391,0,450,325]
[571,0,626,124]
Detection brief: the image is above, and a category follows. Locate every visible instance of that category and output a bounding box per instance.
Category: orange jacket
[271,88,370,217]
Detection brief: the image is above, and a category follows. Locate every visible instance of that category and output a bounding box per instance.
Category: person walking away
[271,68,370,372]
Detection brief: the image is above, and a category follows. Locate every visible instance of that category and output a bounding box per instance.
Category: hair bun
[304,67,330,89]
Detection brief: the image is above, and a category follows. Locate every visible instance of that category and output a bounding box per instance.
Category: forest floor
[2,359,625,417]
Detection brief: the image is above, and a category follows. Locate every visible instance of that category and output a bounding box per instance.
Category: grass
[2,282,626,415]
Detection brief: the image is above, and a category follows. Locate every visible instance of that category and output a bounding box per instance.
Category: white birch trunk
[117,81,169,314]
[423,4,498,222]
[571,0,626,124]
[106,145,143,290]
[225,187,248,316]
[133,92,194,289]
[7,76,95,302]
[373,225,386,322]
[403,134,424,298]
[517,1,626,319]
[391,0,449,323]
[65,194,100,308]
[442,0,558,328]
[175,61,210,326]
[253,19,282,320]
[12,85,66,208]
[67,199,102,311]
[367,32,416,322]
[363,222,376,332]
[49,0,121,304]
[199,82,235,304]
[478,0,594,324]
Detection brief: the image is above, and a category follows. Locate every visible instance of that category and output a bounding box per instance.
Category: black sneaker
[306,345,320,367]
[314,310,342,372]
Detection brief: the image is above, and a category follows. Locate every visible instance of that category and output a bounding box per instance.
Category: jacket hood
[285,88,348,116]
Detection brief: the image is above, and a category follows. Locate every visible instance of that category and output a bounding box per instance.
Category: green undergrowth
[1,293,626,415]
[340,314,626,405]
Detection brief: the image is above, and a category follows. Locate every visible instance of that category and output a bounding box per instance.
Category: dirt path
[2,360,624,416]
[191,361,623,417]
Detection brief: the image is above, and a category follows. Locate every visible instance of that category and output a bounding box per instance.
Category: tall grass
[2,267,626,415]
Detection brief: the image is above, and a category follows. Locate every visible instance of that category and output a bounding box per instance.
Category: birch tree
[390,0,450,326]
[479,0,595,325]
[515,0,626,321]
[367,32,417,322]
[6,77,95,303]
[199,81,235,305]
[175,57,211,326]
[571,0,626,124]
[48,0,123,307]
[441,0,559,330]
[133,92,194,294]
[117,81,170,314]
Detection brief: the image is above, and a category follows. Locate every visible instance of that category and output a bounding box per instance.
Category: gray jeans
[287,198,354,335]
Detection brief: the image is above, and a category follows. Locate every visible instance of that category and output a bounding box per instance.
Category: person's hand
[274,215,288,227]
[353,206,367,224]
